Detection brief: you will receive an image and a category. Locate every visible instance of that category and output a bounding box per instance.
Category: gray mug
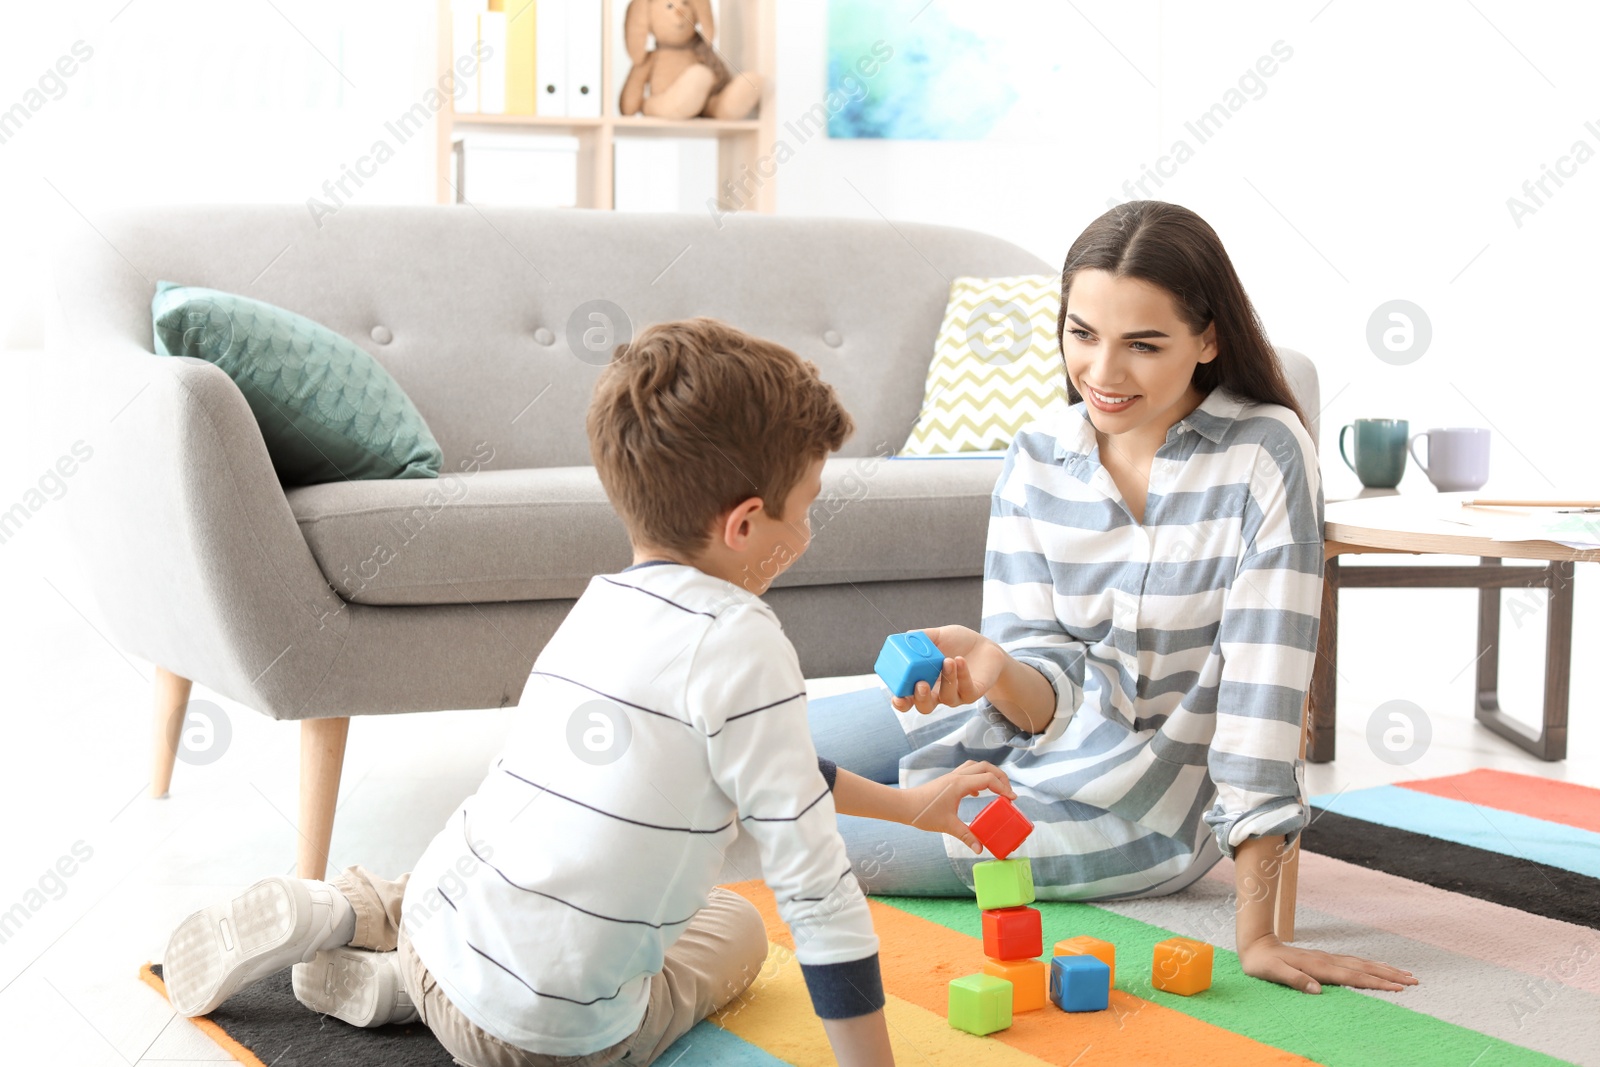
[1409,427,1490,491]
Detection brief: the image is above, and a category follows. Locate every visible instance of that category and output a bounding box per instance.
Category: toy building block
[1049,955,1111,1013]
[875,631,945,698]
[982,957,1048,1013]
[969,795,1035,860]
[973,859,1035,911]
[948,973,1013,1035]
[1052,935,1116,985]
[982,906,1042,961]
[1151,937,1214,996]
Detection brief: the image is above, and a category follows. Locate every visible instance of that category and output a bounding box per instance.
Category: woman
[810,200,1416,995]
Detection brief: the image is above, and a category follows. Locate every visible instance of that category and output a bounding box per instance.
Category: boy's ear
[718,496,764,549]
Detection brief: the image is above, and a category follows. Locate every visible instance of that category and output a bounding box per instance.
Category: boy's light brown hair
[587,317,854,556]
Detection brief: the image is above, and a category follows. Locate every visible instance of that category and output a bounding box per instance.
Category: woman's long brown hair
[1055,200,1311,433]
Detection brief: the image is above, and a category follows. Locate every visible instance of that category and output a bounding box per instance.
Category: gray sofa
[50,205,1320,876]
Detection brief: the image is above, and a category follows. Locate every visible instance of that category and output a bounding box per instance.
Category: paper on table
[1440,501,1600,547]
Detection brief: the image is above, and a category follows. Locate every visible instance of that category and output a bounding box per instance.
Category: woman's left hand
[1237,933,1418,994]
[898,760,1015,853]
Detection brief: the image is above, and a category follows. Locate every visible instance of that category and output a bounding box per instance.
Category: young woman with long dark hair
[813,201,1416,995]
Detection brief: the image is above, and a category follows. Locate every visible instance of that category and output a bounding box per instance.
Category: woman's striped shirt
[899,385,1325,900]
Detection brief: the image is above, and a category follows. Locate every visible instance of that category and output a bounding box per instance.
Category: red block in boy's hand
[982,905,1042,961]
[969,796,1034,860]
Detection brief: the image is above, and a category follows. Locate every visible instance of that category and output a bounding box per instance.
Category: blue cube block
[874,632,946,698]
[1050,955,1111,1012]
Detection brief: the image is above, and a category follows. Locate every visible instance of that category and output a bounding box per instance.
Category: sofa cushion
[285,456,1005,606]
[901,275,1070,456]
[152,282,444,485]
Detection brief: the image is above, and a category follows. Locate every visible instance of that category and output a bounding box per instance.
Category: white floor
[3,351,1598,1064]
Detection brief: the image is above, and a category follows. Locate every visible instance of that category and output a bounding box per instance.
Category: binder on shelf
[566,0,601,118]
[451,0,486,112]
[503,0,538,115]
[478,10,508,114]
[535,0,568,116]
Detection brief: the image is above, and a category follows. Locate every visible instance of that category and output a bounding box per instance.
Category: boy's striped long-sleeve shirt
[901,385,1325,899]
[403,562,882,1057]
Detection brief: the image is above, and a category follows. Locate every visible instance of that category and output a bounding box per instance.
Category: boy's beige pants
[331,866,769,1067]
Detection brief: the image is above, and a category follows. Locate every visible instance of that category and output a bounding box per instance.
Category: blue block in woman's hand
[875,632,945,698]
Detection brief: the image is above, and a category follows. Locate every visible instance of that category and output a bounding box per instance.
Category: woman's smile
[1085,384,1142,411]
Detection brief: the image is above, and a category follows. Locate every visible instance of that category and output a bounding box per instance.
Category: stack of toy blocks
[948,796,1038,1034]
[944,792,1215,1034]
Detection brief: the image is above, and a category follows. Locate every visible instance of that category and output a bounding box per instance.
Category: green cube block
[973,859,1035,910]
[948,973,1013,1035]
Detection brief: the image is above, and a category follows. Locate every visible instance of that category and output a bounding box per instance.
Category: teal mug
[1338,418,1409,489]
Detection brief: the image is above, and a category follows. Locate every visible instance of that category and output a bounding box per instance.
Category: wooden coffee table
[1309,491,1590,763]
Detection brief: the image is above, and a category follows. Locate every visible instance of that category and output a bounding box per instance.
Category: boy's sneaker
[163,876,344,1017]
[292,947,419,1027]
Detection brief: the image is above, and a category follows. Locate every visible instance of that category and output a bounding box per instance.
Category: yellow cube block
[982,957,1048,1012]
[1052,936,1116,986]
[1151,937,1213,996]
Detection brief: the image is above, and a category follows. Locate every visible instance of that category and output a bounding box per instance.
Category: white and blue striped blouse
[899,384,1325,899]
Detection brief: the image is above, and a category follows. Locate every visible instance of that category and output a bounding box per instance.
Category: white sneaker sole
[163,876,322,1017]
[293,947,418,1027]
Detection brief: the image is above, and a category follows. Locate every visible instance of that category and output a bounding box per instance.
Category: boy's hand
[888,626,1007,715]
[900,760,1014,853]
[1238,933,1418,994]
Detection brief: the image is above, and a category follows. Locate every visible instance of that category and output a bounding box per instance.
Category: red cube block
[969,796,1034,860]
[982,906,1042,961]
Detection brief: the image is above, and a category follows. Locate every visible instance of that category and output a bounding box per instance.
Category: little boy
[163,318,1011,1066]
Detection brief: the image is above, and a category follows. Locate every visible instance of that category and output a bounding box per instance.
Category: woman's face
[1061,268,1218,444]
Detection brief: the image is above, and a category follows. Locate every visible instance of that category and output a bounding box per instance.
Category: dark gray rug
[143,962,452,1066]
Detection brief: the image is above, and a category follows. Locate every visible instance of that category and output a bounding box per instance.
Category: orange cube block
[1151,937,1213,996]
[982,957,1048,1012]
[1052,936,1116,986]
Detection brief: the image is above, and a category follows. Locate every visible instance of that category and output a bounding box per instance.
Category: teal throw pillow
[152,282,442,485]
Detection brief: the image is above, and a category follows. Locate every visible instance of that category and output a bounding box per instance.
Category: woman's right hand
[889,626,1009,715]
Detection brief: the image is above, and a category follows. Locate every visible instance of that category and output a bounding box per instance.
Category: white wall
[4,0,1597,497]
[765,1,1600,498]
[0,0,440,346]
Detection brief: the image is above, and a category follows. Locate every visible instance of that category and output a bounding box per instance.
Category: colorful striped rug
[141,769,1600,1066]
[686,769,1600,1067]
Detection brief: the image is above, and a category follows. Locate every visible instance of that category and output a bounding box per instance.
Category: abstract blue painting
[826,0,1065,140]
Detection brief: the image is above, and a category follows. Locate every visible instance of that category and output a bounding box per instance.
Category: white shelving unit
[433,0,777,211]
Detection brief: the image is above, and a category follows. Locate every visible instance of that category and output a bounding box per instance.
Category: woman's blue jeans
[807,686,1225,900]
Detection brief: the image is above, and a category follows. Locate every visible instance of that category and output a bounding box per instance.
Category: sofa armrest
[53,341,352,719]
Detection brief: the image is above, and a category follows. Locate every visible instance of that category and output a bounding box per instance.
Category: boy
[163,318,1011,1066]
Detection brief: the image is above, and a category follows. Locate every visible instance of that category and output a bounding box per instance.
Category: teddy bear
[618,0,762,120]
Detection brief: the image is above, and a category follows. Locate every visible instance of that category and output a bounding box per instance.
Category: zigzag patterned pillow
[900,275,1070,456]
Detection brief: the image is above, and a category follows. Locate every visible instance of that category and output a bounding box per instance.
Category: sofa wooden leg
[297,717,350,880]
[151,668,193,798]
